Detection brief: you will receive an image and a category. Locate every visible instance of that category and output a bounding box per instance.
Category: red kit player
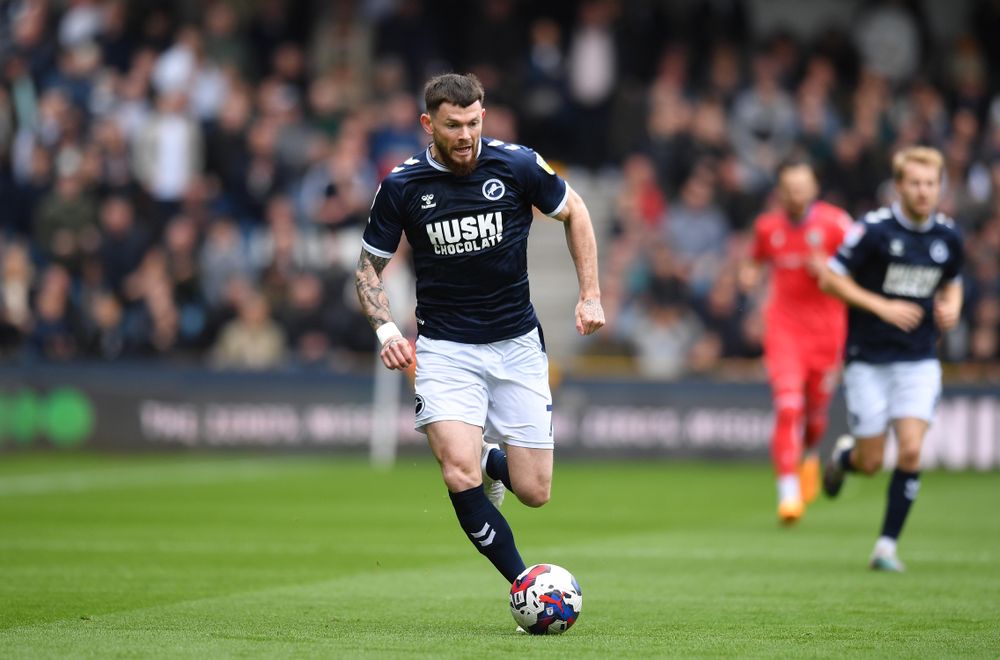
[741,159,852,525]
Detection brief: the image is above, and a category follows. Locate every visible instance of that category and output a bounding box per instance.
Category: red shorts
[763,328,842,408]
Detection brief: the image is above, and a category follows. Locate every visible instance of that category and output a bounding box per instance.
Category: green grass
[0,453,998,658]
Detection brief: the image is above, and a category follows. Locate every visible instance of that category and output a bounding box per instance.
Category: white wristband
[376,322,402,346]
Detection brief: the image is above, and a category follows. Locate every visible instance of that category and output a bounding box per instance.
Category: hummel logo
[471,522,496,547]
[421,193,436,209]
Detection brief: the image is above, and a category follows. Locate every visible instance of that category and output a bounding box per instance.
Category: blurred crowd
[0,0,998,376]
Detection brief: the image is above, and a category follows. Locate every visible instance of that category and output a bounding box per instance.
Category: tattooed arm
[355,249,414,370]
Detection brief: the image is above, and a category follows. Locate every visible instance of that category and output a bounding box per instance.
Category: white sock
[874,536,897,557]
[778,474,801,502]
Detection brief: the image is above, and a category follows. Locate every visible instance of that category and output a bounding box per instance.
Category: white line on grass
[0,458,310,496]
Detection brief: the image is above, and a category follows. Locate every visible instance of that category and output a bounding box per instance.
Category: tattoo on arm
[355,251,393,330]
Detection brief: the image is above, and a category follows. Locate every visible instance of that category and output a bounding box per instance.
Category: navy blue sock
[449,486,525,583]
[484,446,513,491]
[880,469,920,539]
[839,446,857,473]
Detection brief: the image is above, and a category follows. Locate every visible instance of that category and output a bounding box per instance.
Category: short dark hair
[775,155,816,178]
[424,73,485,114]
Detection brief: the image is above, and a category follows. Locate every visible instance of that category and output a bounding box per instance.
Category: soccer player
[355,73,605,585]
[820,146,963,572]
[741,158,852,525]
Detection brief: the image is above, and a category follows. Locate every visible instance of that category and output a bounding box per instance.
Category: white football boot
[481,442,505,508]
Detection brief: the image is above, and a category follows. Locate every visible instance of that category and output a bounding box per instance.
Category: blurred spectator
[566,0,620,168]
[279,271,334,365]
[96,194,149,296]
[852,0,926,85]
[33,159,100,274]
[132,91,203,229]
[369,91,423,178]
[0,241,35,352]
[80,290,125,360]
[664,169,730,297]
[28,264,78,360]
[729,49,798,190]
[97,1,135,74]
[518,18,569,158]
[694,267,758,359]
[373,0,442,91]
[628,272,705,380]
[210,290,286,370]
[199,217,250,308]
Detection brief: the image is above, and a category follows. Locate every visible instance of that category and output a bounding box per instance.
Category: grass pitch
[1,453,998,658]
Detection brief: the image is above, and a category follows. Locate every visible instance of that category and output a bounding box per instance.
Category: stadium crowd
[0,0,998,376]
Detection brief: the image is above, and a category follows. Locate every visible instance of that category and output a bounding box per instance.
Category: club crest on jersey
[806,229,823,246]
[771,231,785,247]
[889,239,905,256]
[420,193,436,209]
[482,178,506,201]
[930,239,949,263]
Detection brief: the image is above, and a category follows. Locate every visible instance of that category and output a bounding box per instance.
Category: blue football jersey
[362,137,569,343]
[829,203,963,364]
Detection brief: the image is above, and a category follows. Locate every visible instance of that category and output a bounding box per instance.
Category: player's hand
[877,299,924,332]
[380,335,414,370]
[575,298,606,336]
[805,250,826,277]
[933,296,961,331]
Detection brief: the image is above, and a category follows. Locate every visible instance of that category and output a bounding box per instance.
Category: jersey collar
[891,202,934,233]
[786,202,815,225]
[425,138,483,173]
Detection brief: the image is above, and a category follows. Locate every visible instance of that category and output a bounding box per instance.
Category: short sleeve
[361,181,404,258]
[943,230,964,283]
[829,219,876,276]
[515,147,568,216]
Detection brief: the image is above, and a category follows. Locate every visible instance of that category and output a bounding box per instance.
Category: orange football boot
[778,498,805,525]
[799,454,821,504]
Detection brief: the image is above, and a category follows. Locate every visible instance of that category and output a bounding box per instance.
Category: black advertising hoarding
[0,364,997,469]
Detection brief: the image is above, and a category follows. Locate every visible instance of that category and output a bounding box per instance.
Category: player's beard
[902,195,935,221]
[433,133,477,176]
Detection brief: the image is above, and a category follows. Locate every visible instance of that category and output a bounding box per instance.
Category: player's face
[776,165,818,220]
[896,161,941,220]
[421,101,484,176]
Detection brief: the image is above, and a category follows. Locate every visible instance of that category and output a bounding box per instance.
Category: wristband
[376,322,402,346]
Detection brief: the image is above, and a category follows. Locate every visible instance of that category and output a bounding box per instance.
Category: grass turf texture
[1,454,998,658]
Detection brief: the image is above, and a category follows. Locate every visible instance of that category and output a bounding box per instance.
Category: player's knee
[805,413,828,439]
[896,445,922,470]
[857,453,883,475]
[775,406,801,425]
[517,483,551,508]
[440,462,481,493]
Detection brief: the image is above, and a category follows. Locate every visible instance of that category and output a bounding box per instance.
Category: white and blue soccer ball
[509,563,583,634]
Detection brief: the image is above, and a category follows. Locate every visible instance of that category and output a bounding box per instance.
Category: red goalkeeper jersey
[751,201,851,344]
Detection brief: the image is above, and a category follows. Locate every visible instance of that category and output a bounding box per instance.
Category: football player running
[741,158,852,525]
[819,146,963,571]
[356,73,604,586]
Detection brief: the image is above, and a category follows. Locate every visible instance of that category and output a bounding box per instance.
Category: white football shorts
[413,327,554,449]
[843,359,942,437]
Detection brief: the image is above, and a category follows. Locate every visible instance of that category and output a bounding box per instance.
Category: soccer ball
[509,563,583,634]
